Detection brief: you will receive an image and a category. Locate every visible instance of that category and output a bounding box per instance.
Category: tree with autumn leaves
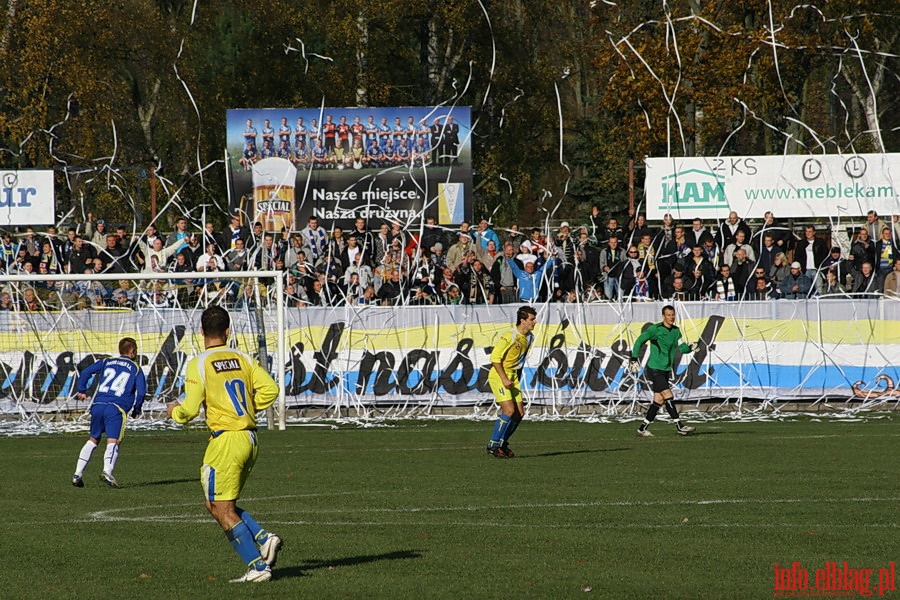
[0,0,896,228]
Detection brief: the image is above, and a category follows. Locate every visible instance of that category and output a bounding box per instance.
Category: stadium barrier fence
[1,283,898,431]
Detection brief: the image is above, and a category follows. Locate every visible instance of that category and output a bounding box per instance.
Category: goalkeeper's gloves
[627,358,641,375]
[689,342,700,353]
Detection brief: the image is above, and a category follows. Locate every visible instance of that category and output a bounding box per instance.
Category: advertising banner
[3,301,899,414]
[645,154,900,220]
[226,107,473,231]
[0,170,55,226]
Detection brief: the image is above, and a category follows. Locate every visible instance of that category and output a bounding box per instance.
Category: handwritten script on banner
[1,302,899,414]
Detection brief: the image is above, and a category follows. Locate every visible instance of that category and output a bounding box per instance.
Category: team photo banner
[0,170,55,226]
[226,106,473,231]
[2,301,899,414]
[645,153,900,220]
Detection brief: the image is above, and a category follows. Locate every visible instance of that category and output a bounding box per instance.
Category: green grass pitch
[0,417,896,599]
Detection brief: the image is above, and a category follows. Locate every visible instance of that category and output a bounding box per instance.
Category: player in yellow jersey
[167,306,282,583]
[486,305,537,458]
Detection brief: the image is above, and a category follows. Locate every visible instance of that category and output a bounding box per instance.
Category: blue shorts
[89,403,127,440]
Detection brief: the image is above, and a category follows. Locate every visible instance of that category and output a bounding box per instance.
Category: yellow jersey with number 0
[172,345,279,431]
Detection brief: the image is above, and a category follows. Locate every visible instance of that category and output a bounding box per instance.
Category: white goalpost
[0,270,287,432]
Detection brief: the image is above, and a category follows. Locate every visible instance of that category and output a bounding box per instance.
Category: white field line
[6,495,898,527]
[261,431,900,455]
[232,496,900,514]
[8,432,896,462]
[257,520,900,529]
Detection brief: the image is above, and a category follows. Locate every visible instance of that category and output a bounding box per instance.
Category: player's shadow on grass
[128,478,197,488]
[275,550,423,579]
[526,447,630,458]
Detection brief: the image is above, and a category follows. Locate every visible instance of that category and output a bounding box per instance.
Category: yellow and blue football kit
[486,326,534,455]
[487,328,534,404]
[172,345,278,501]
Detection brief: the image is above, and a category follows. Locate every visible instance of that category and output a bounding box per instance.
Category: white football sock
[103,443,120,475]
[74,440,98,477]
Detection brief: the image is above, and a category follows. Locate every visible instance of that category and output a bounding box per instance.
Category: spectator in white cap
[779,261,812,299]
[516,240,537,266]
[508,248,555,302]
[430,242,446,270]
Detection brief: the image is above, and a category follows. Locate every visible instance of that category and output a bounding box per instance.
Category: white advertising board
[645,154,900,220]
[0,170,55,226]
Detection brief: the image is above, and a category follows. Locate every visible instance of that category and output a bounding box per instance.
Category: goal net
[1,266,896,435]
[0,270,286,434]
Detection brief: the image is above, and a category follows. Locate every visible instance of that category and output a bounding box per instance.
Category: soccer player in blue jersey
[71,337,147,488]
[396,139,412,166]
[364,115,379,149]
[382,139,396,165]
[278,117,292,146]
[308,118,319,145]
[261,119,275,148]
[292,140,309,169]
[167,306,282,583]
[294,116,308,148]
[405,116,417,142]
[365,141,382,168]
[312,139,329,168]
[378,116,391,147]
[486,306,537,457]
[243,119,257,148]
[392,117,405,146]
[239,141,258,171]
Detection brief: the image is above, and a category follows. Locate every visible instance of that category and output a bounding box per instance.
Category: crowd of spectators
[1,207,899,312]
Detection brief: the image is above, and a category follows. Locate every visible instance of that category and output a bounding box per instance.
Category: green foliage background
[0,0,897,227]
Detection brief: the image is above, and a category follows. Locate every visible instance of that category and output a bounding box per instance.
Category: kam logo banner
[0,170,55,226]
[226,106,473,231]
[645,153,900,220]
[656,168,729,215]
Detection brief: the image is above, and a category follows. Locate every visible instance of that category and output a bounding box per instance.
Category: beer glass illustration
[252,157,297,233]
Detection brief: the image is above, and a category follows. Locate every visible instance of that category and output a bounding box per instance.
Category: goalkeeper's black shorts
[645,367,672,393]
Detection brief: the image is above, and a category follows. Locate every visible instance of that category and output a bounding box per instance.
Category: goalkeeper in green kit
[628,305,697,437]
